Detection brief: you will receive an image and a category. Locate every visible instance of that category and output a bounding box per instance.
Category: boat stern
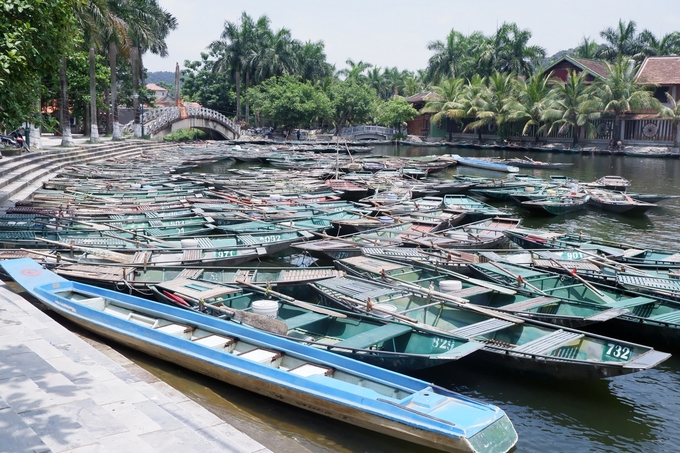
[467,414,518,453]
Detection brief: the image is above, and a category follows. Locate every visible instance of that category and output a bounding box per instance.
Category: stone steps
[0,140,173,210]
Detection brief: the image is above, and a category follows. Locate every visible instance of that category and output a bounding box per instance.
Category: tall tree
[507,71,554,141]
[638,30,680,57]
[598,20,642,62]
[543,70,598,146]
[421,77,466,141]
[337,59,372,82]
[464,71,518,141]
[211,12,258,121]
[573,37,601,59]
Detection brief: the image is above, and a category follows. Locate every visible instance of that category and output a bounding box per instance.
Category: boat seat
[622,249,645,257]
[500,297,561,312]
[449,318,514,339]
[288,363,334,377]
[238,348,283,364]
[445,286,492,298]
[79,297,106,309]
[648,310,680,325]
[333,324,412,349]
[285,312,328,330]
[155,323,192,336]
[604,296,657,310]
[512,330,584,356]
[192,334,237,350]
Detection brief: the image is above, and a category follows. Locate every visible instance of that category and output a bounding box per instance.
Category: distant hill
[146,71,176,85]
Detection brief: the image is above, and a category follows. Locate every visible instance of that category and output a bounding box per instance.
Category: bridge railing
[339,125,399,138]
[122,107,241,137]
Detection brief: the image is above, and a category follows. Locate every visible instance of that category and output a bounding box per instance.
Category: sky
[144,0,680,73]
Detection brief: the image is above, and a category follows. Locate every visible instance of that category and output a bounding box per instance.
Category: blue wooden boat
[450,155,520,173]
[442,195,513,222]
[1,258,518,453]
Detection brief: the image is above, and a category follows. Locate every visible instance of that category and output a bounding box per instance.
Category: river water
[97,145,680,452]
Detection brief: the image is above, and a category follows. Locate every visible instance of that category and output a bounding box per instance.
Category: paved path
[0,136,277,453]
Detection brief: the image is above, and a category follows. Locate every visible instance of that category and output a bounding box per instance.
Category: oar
[102,233,158,248]
[164,289,289,335]
[19,248,79,263]
[391,280,524,323]
[337,295,420,324]
[99,222,177,247]
[487,261,549,296]
[549,259,617,304]
[34,237,133,263]
[576,248,653,276]
[235,279,347,318]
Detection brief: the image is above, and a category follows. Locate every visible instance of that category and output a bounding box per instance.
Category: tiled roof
[571,58,610,78]
[636,57,680,85]
[145,83,166,92]
[406,91,438,103]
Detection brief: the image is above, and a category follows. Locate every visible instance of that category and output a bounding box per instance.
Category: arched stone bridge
[123,107,241,139]
[339,125,399,140]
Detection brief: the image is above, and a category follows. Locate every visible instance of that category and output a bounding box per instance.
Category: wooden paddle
[99,222,177,247]
[165,289,289,335]
[487,261,549,296]
[337,295,420,324]
[549,259,617,304]
[391,280,524,323]
[235,279,347,318]
[34,237,133,264]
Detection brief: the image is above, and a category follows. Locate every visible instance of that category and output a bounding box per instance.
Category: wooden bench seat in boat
[444,286,492,298]
[238,347,284,364]
[512,330,584,356]
[500,297,561,312]
[191,333,236,349]
[285,312,328,330]
[648,310,680,324]
[603,296,657,310]
[288,363,335,377]
[449,318,514,339]
[333,324,413,349]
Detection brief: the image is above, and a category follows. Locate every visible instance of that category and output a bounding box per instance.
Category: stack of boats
[2,145,680,452]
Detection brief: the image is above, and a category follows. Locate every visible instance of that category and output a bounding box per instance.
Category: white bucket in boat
[439,280,463,292]
[379,216,394,223]
[386,193,398,199]
[371,303,398,319]
[505,253,533,265]
[525,186,535,192]
[251,300,279,318]
[180,239,199,248]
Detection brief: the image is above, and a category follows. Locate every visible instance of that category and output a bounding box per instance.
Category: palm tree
[76,0,112,143]
[660,94,680,146]
[464,71,519,141]
[638,30,680,57]
[420,77,465,141]
[573,37,601,59]
[211,12,254,121]
[598,20,642,61]
[128,0,177,137]
[337,59,372,82]
[542,70,598,146]
[457,75,488,141]
[590,57,662,141]
[493,23,546,78]
[507,71,554,141]
[366,67,387,99]
[426,29,481,82]
[295,40,333,83]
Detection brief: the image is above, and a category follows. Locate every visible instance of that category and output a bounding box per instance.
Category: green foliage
[375,97,418,129]
[248,74,332,130]
[163,128,206,141]
[325,79,378,133]
[181,54,236,116]
[0,0,79,129]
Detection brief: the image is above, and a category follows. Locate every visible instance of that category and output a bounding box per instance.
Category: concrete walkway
[0,136,275,453]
